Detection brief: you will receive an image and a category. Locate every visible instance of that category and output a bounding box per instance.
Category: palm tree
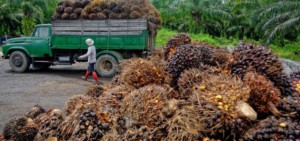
[19,0,48,35]
[43,0,60,23]
[231,0,300,45]
[0,0,22,36]
[176,0,232,34]
[254,0,300,45]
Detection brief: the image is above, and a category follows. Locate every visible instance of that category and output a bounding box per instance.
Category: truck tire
[9,51,31,72]
[33,63,51,70]
[95,54,118,78]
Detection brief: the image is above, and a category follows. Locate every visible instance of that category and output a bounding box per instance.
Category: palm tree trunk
[192,12,201,33]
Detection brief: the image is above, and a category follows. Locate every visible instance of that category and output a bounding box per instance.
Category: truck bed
[51,19,152,51]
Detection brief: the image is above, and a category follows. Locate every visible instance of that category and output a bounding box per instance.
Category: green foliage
[43,0,60,23]
[0,0,22,36]
[270,43,300,62]
[22,16,35,36]
[0,0,56,36]
[152,0,300,45]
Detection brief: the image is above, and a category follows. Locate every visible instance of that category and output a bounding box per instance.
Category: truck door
[31,27,51,57]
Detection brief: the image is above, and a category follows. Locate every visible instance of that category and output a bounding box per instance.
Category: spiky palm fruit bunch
[65,95,94,116]
[3,117,38,141]
[121,85,176,129]
[190,74,254,139]
[146,49,173,85]
[111,74,123,86]
[25,105,46,119]
[101,125,119,140]
[200,46,230,68]
[166,44,203,85]
[98,84,135,115]
[34,109,65,140]
[119,58,165,88]
[177,67,219,94]
[53,0,91,20]
[243,72,281,115]
[69,110,112,141]
[192,41,230,67]
[123,125,166,140]
[229,43,290,95]
[288,71,300,96]
[146,49,166,69]
[278,95,300,119]
[164,105,204,140]
[243,116,300,140]
[59,100,98,140]
[85,84,105,98]
[163,33,192,60]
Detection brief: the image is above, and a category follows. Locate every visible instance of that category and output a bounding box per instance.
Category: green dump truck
[2,19,155,77]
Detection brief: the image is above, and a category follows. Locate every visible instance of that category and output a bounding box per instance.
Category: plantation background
[0,0,299,60]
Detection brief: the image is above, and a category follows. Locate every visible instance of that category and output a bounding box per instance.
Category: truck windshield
[34,27,49,37]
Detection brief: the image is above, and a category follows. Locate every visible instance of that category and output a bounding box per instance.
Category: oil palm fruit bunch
[243,72,281,115]
[146,49,166,69]
[85,84,105,98]
[70,110,112,141]
[124,125,160,140]
[25,105,46,119]
[99,84,135,115]
[288,71,300,96]
[54,0,90,20]
[59,101,98,140]
[243,116,300,140]
[278,95,300,119]
[166,44,203,86]
[3,117,38,141]
[110,75,122,86]
[192,41,229,67]
[190,74,255,140]
[121,85,175,129]
[34,109,65,140]
[177,67,218,94]
[163,33,191,60]
[119,58,165,89]
[64,95,94,116]
[230,42,290,95]
[164,105,204,140]
[200,46,230,68]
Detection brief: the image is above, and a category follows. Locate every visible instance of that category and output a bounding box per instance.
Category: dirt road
[0,57,111,131]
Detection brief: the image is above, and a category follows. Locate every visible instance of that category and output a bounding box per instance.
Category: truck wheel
[33,63,51,70]
[9,51,30,72]
[95,54,118,78]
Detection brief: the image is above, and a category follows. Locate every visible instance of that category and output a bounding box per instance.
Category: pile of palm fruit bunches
[1,33,300,141]
[53,0,161,36]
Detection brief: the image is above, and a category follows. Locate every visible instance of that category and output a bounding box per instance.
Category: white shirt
[80,45,96,63]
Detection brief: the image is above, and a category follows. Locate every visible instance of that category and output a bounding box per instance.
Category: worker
[79,38,99,84]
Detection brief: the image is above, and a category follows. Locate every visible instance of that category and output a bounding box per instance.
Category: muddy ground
[0,57,111,131]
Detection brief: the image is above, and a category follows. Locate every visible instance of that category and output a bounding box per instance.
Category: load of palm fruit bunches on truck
[2,33,300,141]
[52,0,161,35]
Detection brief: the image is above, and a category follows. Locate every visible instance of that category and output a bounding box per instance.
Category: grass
[156,28,300,61]
[156,28,240,48]
[270,43,300,62]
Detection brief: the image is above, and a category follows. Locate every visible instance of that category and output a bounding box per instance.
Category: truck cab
[2,24,53,72]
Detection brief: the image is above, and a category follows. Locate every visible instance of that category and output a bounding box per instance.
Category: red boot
[82,71,90,80]
[92,71,99,84]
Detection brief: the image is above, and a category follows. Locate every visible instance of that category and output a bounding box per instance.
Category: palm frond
[265,16,300,44]
[261,12,291,31]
